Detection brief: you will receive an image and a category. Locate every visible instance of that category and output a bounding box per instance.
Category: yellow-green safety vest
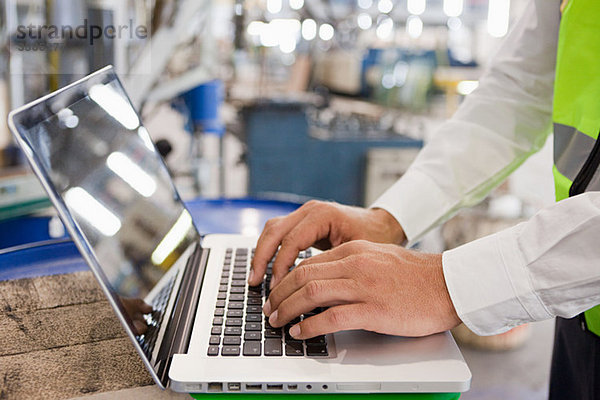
[552,0,600,336]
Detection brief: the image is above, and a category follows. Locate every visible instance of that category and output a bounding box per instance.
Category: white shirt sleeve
[444,193,600,335]
[371,0,559,245]
[370,0,571,335]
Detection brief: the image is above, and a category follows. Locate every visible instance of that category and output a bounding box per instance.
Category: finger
[250,207,312,285]
[288,304,365,340]
[270,214,337,287]
[135,299,153,314]
[268,279,359,328]
[265,261,349,315]
[294,240,362,269]
[132,319,149,336]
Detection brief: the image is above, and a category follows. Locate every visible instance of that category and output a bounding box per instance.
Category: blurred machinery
[243,99,423,206]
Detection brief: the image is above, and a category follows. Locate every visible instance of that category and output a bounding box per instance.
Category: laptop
[8,66,471,394]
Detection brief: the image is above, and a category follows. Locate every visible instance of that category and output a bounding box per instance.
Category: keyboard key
[224,327,242,336]
[231,279,246,287]
[264,338,283,356]
[214,308,224,317]
[217,293,227,300]
[230,294,244,301]
[209,336,221,345]
[247,291,262,298]
[243,341,261,356]
[306,344,328,357]
[222,346,241,356]
[207,346,219,356]
[216,300,226,308]
[306,335,327,345]
[233,268,247,274]
[232,274,246,280]
[228,302,244,309]
[246,305,262,314]
[221,272,230,279]
[226,318,243,327]
[284,325,294,340]
[220,278,229,285]
[265,328,282,338]
[246,314,261,322]
[213,317,224,325]
[247,298,262,305]
[227,310,243,318]
[245,322,261,331]
[223,336,241,345]
[230,287,245,294]
[285,340,304,356]
[244,331,262,341]
[219,285,228,292]
[211,326,222,335]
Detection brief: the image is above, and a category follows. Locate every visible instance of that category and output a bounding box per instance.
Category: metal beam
[123,0,214,110]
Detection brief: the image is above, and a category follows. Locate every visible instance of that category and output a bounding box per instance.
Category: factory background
[0,1,555,399]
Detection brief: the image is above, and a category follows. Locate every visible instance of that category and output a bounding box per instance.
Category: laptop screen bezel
[8,65,203,389]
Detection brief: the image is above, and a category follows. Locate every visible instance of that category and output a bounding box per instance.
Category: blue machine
[243,101,423,206]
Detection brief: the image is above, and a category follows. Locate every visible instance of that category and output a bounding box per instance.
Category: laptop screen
[10,67,200,374]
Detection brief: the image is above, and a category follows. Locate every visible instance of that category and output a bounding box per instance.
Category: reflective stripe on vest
[552,0,600,336]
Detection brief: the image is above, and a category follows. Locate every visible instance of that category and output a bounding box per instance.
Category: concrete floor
[459,319,555,400]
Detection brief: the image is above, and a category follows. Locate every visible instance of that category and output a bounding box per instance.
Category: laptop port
[245,384,262,390]
[228,383,241,391]
[287,384,298,390]
[208,382,222,392]
[267,384,283,391]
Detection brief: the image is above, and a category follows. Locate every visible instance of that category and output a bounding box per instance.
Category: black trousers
[549,316,600,400]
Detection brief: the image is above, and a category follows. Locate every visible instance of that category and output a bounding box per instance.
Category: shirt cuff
[370,168,456,245]
[442,225,553,336]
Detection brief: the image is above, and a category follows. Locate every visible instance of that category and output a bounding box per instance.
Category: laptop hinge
[156,242,210,387]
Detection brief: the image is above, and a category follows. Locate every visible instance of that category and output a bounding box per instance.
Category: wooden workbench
[0,270,162,399]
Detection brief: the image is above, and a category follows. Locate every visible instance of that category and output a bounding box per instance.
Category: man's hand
[262,240,460,339]
[249,200,406,287]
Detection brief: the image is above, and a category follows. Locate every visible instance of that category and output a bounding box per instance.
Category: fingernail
[263,299,272,316]
[248,269,255,284]
[289,324,301,338]
[268,310,278,326]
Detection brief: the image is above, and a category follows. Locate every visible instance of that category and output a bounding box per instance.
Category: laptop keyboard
[207,248,329,357]
[138,273,178,358]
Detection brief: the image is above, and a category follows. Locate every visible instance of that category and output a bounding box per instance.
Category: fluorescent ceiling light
[65,187,121,237]
[443,0,463,17]
[89,84,140,131]
[487,0,510,38]
[107,152,157,198]
[151,211,193,265]
[319,24,335,41]
[407,0,426,15]
[302,19,317,40]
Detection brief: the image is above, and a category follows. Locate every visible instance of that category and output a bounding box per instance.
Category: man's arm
[444,192,600,335]
[265,193,600,339]
[373,0,559,244]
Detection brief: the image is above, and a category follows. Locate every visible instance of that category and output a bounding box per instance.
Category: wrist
[371,208,407,245]
[433,256,461,331]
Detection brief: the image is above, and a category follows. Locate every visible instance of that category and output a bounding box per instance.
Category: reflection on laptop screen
[12,70,200,352]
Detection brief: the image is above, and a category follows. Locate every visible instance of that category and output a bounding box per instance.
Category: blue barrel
[182,80,225,136]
